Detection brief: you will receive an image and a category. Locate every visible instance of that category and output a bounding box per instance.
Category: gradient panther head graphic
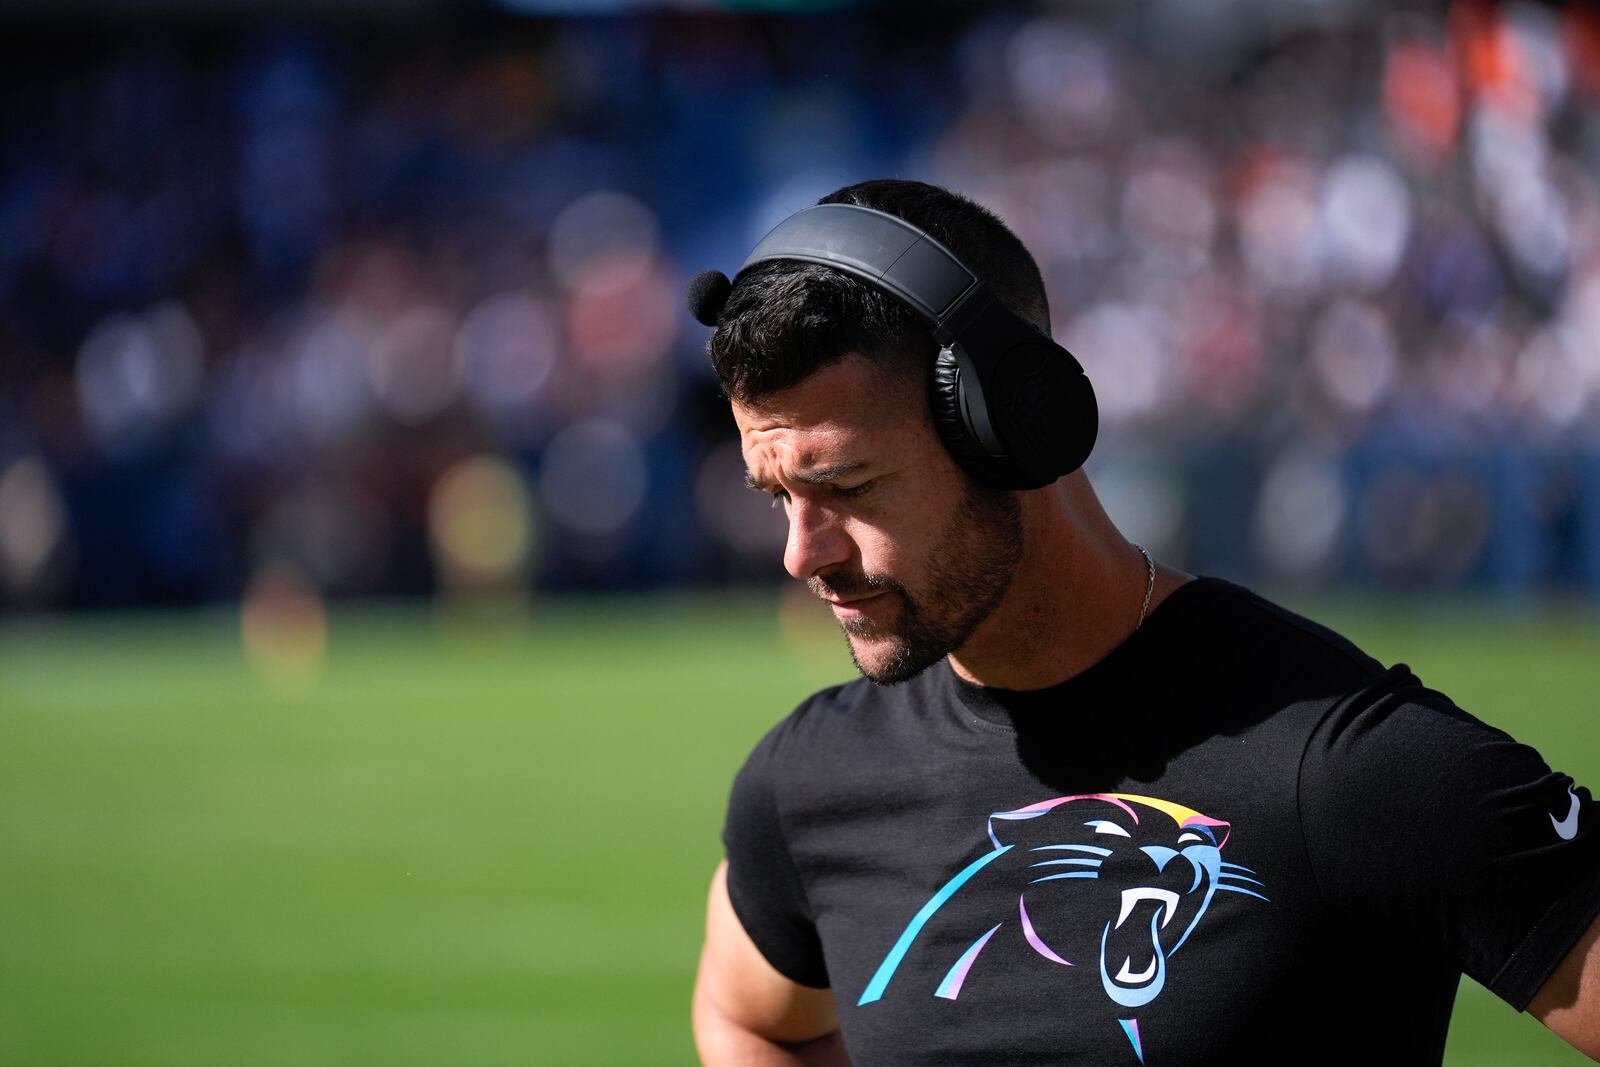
[856,793,1268,1063]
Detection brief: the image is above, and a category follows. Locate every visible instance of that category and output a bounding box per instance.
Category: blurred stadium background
[2,0,1599,1062]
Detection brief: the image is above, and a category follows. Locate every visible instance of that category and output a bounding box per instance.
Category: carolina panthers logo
[855,792,1268,1064]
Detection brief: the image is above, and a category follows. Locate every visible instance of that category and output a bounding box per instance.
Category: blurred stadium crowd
[4,1,1600,611]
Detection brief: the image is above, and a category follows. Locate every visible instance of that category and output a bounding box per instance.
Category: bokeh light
[0,455,74,603]
[1252,445,1347,584]
[75,302,204,455]
[427,453,537,596]
[538,418,647,542]
[239,563,328,687]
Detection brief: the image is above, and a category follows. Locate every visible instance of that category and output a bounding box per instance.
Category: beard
[809,479,1024,686]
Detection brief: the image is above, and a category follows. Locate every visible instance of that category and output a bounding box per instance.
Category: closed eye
[765,482,869,507]
[747,483,871,507]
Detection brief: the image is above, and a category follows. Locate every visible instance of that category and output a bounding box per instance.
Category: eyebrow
[744,461,866,491]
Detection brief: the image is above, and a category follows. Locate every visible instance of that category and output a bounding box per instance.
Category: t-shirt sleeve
[719,713,829,989]
[1298,663,1600,1011]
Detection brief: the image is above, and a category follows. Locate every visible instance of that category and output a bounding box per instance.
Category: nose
[783,496,852,581]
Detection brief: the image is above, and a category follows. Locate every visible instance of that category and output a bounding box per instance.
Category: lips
[829,593,884,606]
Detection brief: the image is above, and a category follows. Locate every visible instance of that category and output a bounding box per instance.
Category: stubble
[817,480,1024,685]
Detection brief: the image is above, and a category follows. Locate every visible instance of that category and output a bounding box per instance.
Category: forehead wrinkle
[737,419,860,482]
[742,451,866,492]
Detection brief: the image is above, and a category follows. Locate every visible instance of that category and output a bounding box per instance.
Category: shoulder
[1160,575,1389,694]
[732,665,946,805]
[746,671,918,766]
[1183,575,1376,664]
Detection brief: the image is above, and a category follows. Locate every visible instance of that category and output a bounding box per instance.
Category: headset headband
[738,204,988,336]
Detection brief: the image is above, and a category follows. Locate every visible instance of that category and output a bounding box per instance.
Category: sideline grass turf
[0,590,1595,1065]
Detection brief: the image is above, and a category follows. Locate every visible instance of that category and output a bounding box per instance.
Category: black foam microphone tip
[686,269,733,327]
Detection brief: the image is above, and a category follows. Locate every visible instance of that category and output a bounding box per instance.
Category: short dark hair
[708,179,1050,404]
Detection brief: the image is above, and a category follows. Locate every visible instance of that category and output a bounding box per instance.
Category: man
[688,179,1600,1064]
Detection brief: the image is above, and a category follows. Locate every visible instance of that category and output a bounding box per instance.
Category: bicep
[694,858,839,1046]
[1528,907,1600,1060]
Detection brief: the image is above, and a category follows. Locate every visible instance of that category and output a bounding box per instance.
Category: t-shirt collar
[939,574,1224,729]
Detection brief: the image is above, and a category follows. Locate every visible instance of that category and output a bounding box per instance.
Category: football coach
[685,178,1600,1065]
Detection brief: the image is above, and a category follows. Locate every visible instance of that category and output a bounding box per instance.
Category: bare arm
[692,859,853,1066]
[1528,907,1600,1061]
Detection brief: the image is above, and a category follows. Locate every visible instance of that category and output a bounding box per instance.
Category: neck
[946,471,1190,691]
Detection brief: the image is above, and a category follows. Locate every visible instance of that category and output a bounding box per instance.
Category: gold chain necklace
[1132,542,1155,630]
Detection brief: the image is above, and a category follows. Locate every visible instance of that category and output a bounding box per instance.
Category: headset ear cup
[929,346,1000,480]
[983,342,1098,485]
[932,340,1099,489]
[1064,372,1098,474]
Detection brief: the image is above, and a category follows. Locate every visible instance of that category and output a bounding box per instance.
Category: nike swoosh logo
[1552,788,1580,841]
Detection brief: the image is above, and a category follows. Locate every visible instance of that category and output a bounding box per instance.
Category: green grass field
[1,590,1596,1066]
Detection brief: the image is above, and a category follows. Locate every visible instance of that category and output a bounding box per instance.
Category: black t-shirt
[719,576,1600,1065]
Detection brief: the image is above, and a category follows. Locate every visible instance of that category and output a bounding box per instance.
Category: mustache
[808,570,903,602]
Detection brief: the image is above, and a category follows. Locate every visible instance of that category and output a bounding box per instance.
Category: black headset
[687,203,1097,490]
